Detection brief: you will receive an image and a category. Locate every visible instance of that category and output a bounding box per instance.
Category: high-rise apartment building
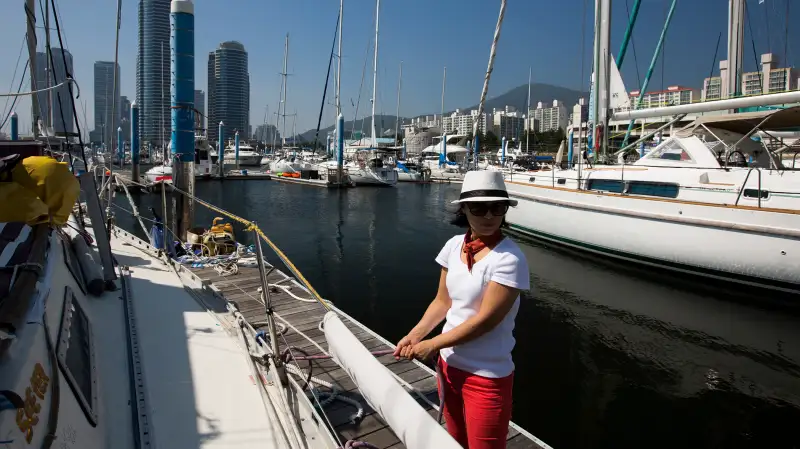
[93,61,120,146]
[629,85,700,109]
[194,90,205,129]
[703,54,796,100]
[442,109,488,135]
[531,100,568,132]
[34,49,75,135]
[208,41,250,143]
[491,106,524,141]
[137,0,171,146]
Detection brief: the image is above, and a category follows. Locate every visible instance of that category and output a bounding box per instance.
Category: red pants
[437,358,514,449]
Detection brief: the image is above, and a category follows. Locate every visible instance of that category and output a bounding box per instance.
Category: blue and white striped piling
[234,131,240,169]
[10,112,18,140]
[218,121,224,179]
[501,136,506,167]
[117,127,123,167]
[131,101,140,182]
[171,0,195,239]
[440,133,447,167]
[337,113,344,185]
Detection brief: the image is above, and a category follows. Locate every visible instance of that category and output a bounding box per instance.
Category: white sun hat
[451,171,518,206]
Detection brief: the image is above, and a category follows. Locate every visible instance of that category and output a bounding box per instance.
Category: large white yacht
[505,108,800,294]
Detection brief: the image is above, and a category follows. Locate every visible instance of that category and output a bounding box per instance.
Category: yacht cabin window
[58,286,99,425]
[645,139,695,163]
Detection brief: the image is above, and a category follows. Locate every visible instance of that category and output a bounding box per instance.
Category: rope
[0,77,79,98]
[471,0,507,157]
[168,183,330,310]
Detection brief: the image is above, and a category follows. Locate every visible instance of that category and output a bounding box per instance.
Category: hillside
[297,83,586,141]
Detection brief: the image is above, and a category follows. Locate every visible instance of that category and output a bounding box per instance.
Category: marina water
[115,181,800,449]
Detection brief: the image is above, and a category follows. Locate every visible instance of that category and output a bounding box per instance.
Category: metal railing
[734,167,763,208]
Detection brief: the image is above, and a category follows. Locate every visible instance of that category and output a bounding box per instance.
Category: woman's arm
[411,281,518,360]
[393,268,451,359]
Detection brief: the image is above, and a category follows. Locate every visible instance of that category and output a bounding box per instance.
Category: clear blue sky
[1,0,798,136]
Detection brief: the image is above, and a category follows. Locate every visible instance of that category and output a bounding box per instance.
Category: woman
[393,171,530,449]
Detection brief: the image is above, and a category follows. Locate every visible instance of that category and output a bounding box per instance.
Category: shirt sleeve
[435,236,458,269]
[491,250,531,290]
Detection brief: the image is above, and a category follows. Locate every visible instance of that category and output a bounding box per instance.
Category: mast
[726,0,745,99]
[25,0,40,136]
[336,0,343,116]
[45,0,53,130]
[111,0,122,159]
[440,66,446,136]
[370,0,380,147]
[281,34,289,149]
[394,62,402,146]
[526,66,531,153]
[161,42,165,159]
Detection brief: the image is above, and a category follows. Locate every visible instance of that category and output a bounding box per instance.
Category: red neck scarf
[463,230,503,272]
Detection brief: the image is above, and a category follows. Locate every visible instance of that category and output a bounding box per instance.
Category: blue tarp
[534,155,554,162]
[396,162,409,173]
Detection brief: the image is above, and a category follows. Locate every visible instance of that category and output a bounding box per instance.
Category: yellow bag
[0,182,50,224]
[11,156,80,225]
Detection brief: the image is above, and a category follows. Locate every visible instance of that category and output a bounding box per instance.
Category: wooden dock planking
[187,263,543,449]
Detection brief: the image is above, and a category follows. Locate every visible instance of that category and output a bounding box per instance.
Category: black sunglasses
[465,202,509,217]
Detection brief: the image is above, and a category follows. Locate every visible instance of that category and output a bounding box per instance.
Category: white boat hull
[222,154,262,166]
[396,170,423,182]
[505,182,800,294]
[348,167,398,186]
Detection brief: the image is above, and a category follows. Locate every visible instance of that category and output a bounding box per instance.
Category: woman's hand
[410,339,439,362]
[393,332,421,360]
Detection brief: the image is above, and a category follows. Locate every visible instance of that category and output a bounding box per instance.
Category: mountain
[297,83,586,142]
[463,83,586,114]
[297,115,403,144]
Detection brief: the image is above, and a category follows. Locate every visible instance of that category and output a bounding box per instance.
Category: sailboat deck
[181,262,546,449]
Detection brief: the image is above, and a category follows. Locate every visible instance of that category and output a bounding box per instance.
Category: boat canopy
[676,106,800,136]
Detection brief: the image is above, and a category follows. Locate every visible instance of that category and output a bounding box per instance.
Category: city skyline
[33,48,74,136]
[1,0,799,138]
[92,61,120,146]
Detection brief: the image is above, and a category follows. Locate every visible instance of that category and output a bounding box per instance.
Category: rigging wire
[744,0,763,94]
[311,13,339,151]
[706,32,722,93]
[49,0,90,170]
[39,0,74,164]
[350,38,371,139]
[624,0,642,89]
[0,62,29,131]
[1,35,28,125]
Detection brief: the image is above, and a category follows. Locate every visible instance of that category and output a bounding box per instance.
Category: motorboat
[221,142,262,166]
[505,108,800,294]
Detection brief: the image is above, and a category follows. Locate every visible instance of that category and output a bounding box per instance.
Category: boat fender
[69,233,105,296]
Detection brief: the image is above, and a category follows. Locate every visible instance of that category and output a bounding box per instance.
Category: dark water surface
[116,180,800,449]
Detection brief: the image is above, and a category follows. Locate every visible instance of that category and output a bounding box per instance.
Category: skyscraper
[137,0,170,146]
[93,61,120,147]
[208,41,250,143]
[194,89,205,130]
[33,48,74,135]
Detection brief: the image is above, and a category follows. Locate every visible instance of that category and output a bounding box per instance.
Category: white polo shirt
[435,234,530,378]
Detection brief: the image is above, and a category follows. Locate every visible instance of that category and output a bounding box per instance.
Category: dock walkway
[178,261,547,449]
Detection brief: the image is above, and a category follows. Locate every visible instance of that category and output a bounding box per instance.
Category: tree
[482,130,500,149]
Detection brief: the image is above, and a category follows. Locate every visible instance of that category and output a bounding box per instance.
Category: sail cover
[323,312,461,449]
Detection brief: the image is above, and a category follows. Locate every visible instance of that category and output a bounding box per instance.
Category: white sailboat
[222,141,262,166]
[347,0,397,187]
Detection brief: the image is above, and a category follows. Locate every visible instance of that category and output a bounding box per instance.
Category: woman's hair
[449,202,509,228]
